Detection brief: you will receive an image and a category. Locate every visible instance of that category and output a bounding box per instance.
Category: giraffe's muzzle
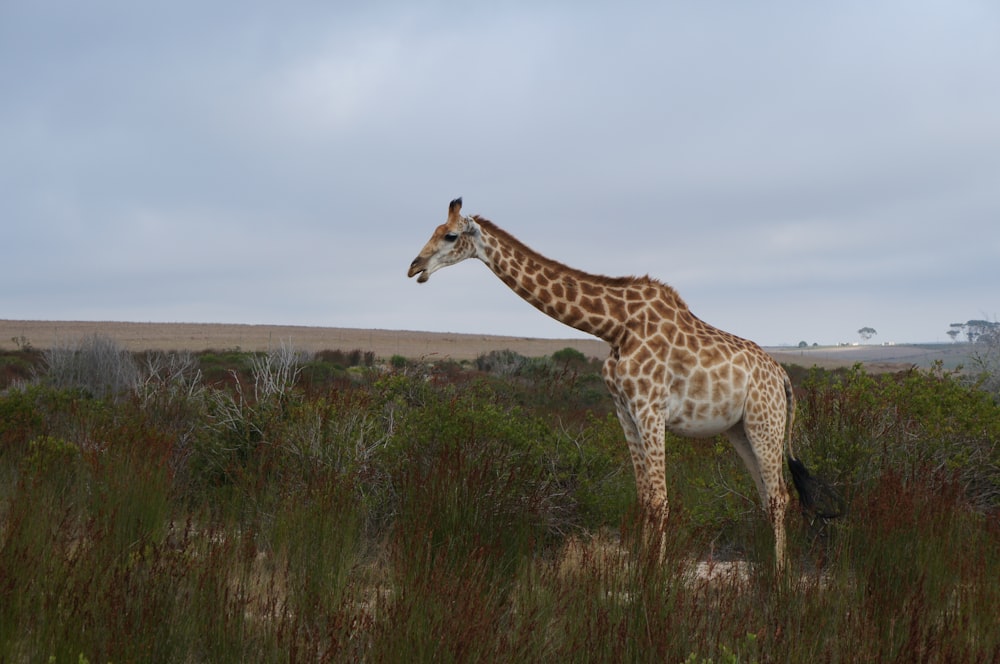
[408,257,430,283]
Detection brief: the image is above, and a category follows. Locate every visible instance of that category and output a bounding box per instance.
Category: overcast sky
[3,2,998,346]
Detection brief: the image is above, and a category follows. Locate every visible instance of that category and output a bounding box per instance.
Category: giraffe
[407,197,837,570]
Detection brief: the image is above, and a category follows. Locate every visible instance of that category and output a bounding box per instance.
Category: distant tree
[857,327,877,343]
[966,318,1000,402]
[797,341,809,348]
[949,319,1000,344]
[967,320,1000,344]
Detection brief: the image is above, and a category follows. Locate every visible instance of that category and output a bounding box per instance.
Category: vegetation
[948,319,1000,344]
[964,320,1000,402]
[1,339,998,661]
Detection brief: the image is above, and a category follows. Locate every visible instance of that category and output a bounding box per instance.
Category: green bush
[0,384,49,449]
[2,345,999,661]
[547,411,634,529]
[21,435,83,494]
[798,363,1000,512]
[552,346,587,366]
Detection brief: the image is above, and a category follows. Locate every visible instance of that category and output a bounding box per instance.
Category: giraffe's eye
[443,232,459,242]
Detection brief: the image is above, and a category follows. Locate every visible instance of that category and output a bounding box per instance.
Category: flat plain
[0,319,966,369]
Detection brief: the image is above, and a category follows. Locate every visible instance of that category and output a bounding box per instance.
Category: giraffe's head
[407,197,481,283]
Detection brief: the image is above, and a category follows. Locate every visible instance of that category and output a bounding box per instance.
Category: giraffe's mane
[472,215,690,309]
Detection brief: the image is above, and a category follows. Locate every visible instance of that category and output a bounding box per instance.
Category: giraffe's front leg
[634,406,669,528]
[604,356,670,527]
[608,396,655,509]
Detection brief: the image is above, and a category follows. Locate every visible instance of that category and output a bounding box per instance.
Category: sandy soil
[1,319,958,369]
[0,320,608,362]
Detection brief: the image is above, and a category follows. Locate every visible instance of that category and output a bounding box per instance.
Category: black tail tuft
[788,456,845,519]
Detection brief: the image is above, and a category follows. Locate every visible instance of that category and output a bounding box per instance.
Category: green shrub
[552,346,587,366]
[548,411,634,529]
[475,348,529,375]
[0,349,42,389]
[797,363,1000,512]
[0,384,49,449]
[195,348,250,384]
[21,435,82,490]
[3,352,999,661]
[664,432,762,555]
[314,348,375,369]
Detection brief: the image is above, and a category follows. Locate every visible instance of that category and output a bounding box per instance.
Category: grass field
[1,335,998,661]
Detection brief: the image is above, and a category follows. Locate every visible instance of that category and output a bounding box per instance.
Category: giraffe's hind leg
[725,424,767,507]
[726,422,790,571]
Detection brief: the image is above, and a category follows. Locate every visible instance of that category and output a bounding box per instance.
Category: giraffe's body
[409,198,822,570]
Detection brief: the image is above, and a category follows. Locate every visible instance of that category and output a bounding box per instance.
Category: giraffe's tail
[783,376,845,519]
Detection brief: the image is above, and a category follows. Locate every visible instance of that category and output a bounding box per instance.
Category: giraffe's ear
[448,197,463,217]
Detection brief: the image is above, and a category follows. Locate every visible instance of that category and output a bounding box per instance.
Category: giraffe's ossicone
[408,197,841,571]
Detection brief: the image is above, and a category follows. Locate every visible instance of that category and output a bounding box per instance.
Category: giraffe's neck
[471,216,628,344]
